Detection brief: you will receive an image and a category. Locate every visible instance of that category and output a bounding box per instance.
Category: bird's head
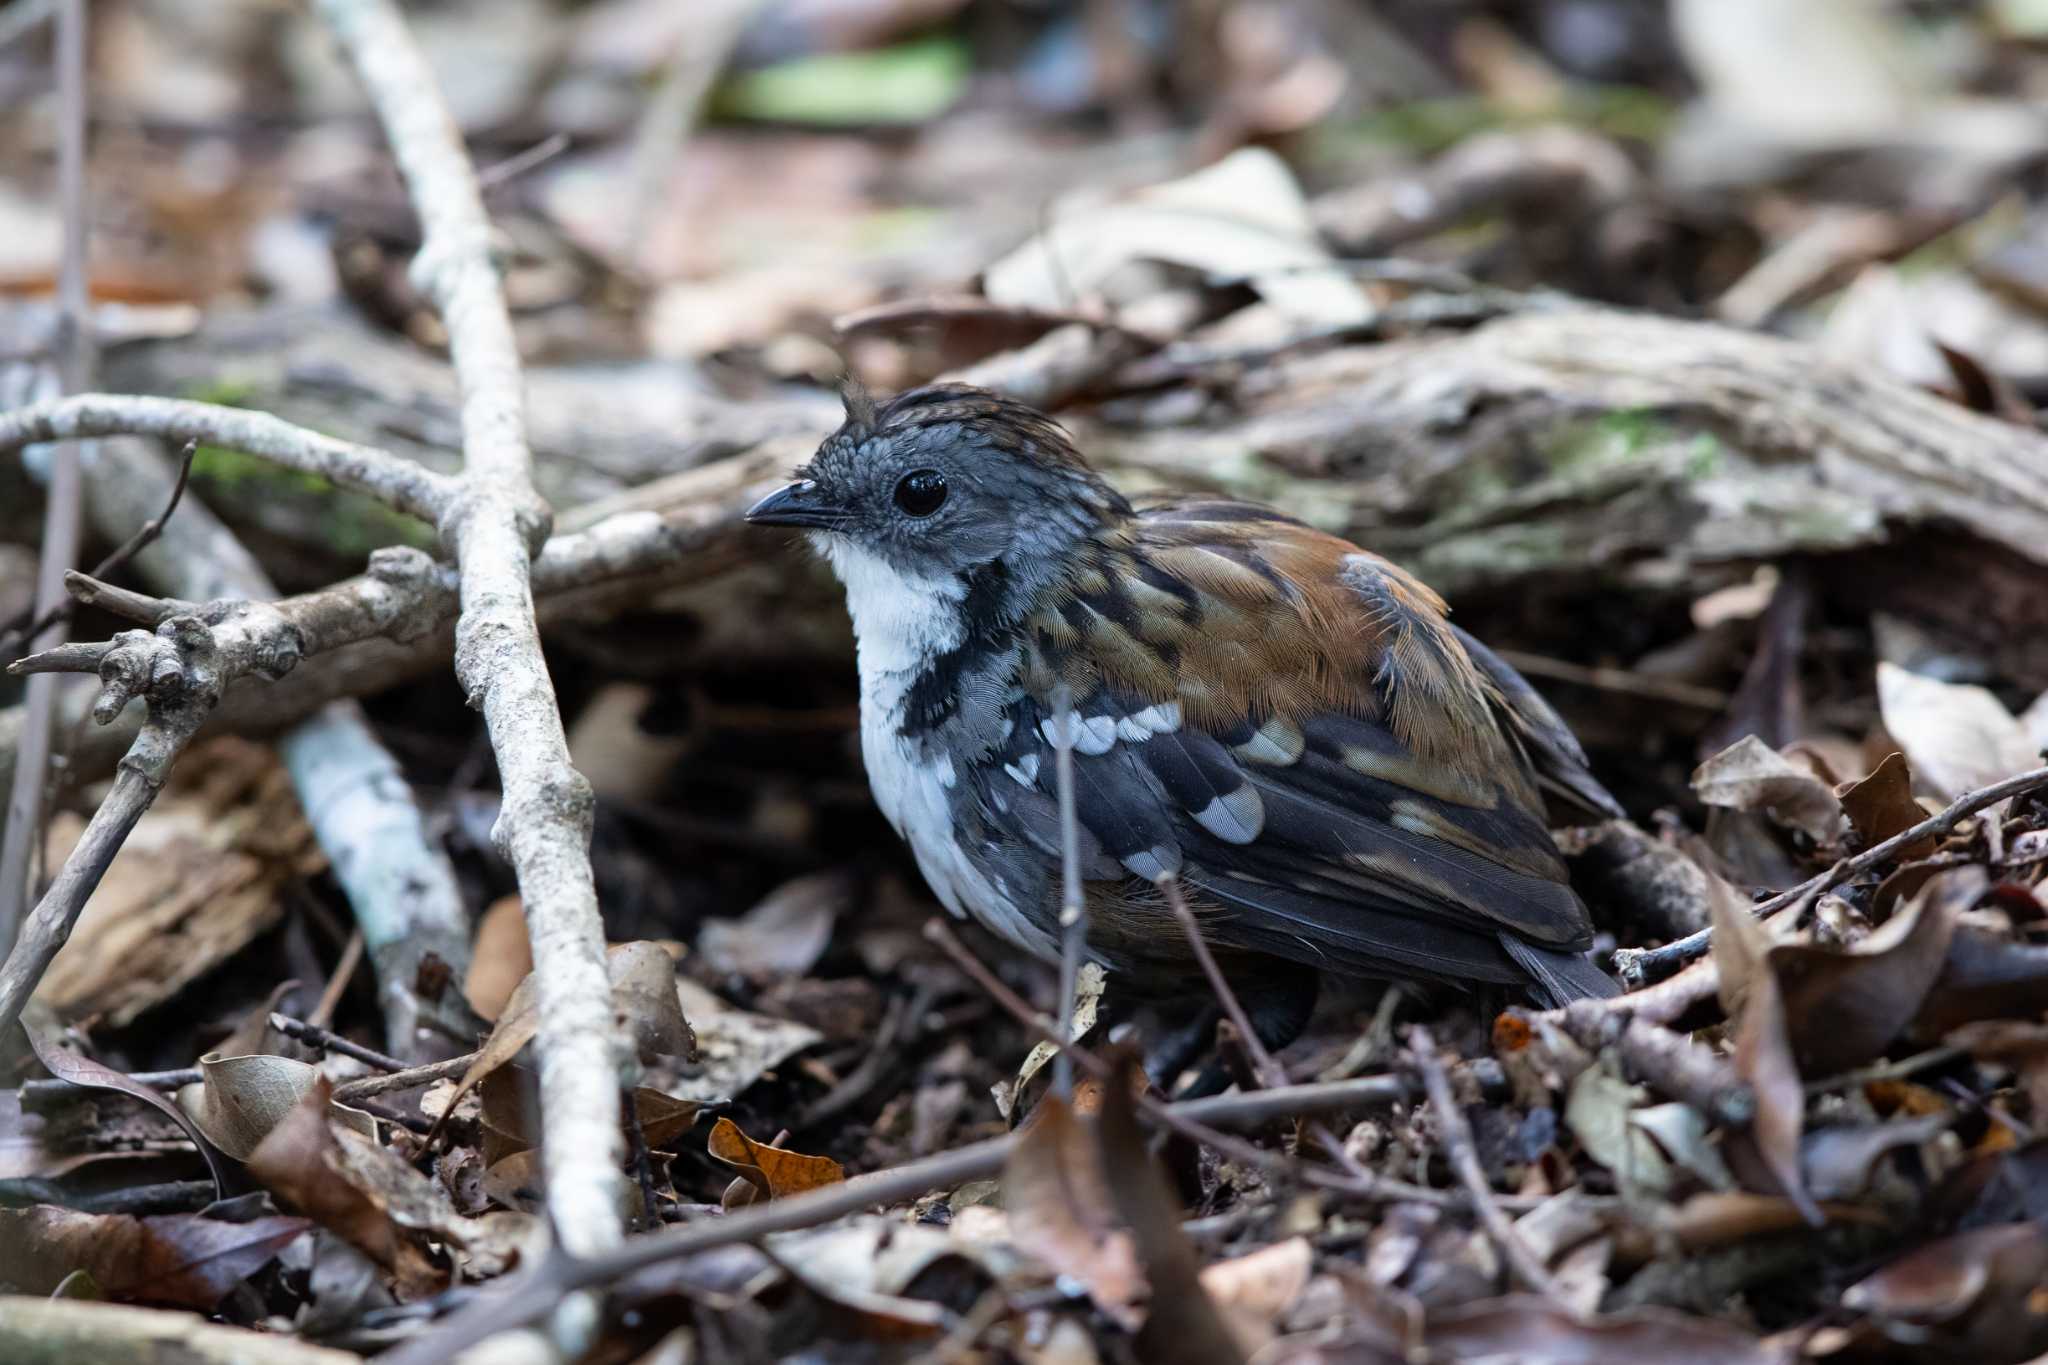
[745,384,1130,598]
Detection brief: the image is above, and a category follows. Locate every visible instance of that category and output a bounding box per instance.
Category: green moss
[713,35,969,127]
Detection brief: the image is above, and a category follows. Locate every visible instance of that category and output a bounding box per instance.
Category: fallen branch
[1612,763,2048,986]
[0,1297,361,1365]
[310,0,628,1260]
[0,394,454,523]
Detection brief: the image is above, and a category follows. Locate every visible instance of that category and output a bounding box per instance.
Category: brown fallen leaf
[1765,868,1969,1077]
[22,1022,227,1200]
[463,896,531,1023]
[1004,1091,1146,1330]
[1714,887,1819,1225]
[174,1052,377,1160]
[1098,1052,1245,1365]
[1843,1220,2048,1363]
[1913,930,2048,1037]
[247,1077,444,1299]
[707,1117,845,1207]
[1425,1294,1792,1364]
[1877,663,2038,804]
[0,1207,308,1309]
[428,941,696,1149]
[1199,1237,1314,1353]
[1838,751,1936,856]
[1946,1019,2048,1116]
[1693,735,1846,844]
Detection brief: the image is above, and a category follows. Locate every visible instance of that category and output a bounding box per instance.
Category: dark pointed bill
[743,480,847,530]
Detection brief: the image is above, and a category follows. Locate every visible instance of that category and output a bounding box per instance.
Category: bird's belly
[859,703,1057,962]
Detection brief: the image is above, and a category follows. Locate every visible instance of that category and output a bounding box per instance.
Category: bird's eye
[892,469,948,517]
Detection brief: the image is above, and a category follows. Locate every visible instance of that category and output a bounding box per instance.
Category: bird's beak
[743,480,846,531]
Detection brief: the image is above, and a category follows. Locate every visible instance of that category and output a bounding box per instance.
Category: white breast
[819,537,1056,960]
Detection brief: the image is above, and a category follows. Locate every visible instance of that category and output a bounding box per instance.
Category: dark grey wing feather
[1451,625,1626,823]
[967,684,1604,994]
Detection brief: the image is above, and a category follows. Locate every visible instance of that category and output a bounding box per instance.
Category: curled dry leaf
[1712,884,1819,1224]
[766,1216,1003,1342]
[1003,1091,1146,1330]
[661,978,824,1103]
[699,870,850,978]
[984,148,1372,327]
[1838,751,1938,856]
[1804,1113,1952,1201]
[998,960,1106,1121]
[1565,1066,1672,1194]
[1912,930,2048,1037]
[1424,1294,1791,1365]
[462,895,531,1023]
[22,1022,227,1200]
[1198,1237,1314,1353]
[174,1052,377,1161]
[1877,662,2039,803]
[1097,1052,1245,1365]
[246,1077,444,1299]
[706,1116,845,1207]
[1692,735,1846,844]
[1765,868,1969,1077]
[430,940,697,1147]
[1842,1220,2048,1363]
[0,1207,309,1309]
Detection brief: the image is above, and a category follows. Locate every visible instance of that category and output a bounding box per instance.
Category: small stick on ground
[269,1014,406,1072]
[1159,874,1285,1090]
[1613,763,2048,985]
[1409,1023,1566,1301]
[0,441,195,659]
[331,1052,476,1105]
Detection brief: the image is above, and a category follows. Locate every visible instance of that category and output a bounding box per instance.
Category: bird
[745,382,1622,1064]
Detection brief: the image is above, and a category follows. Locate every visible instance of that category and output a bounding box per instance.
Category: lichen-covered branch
[312,0,628,1256]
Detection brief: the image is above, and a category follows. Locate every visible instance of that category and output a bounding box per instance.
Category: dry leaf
[659,979,822,1103]
[1692,735,1846,843]
[707,1117,845,1206]
[1838,751,1935,855]
[1199,1237,1313,1352]
[463,896,531,1023]
[1426,1294,1789,1364]
[1096,1053,1244,1365]
[431,940,696,1147]
[246,1078,444,1299]
[1877,663,2038,802]
[1843,1221,2048,1362]
[174,1052,376,1160]
[1004,1092,1147,1329]
[0,1207,308,1309]
[699,871,850,978]
[23,1023,227,1200]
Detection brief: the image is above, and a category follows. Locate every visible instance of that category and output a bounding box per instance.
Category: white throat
[816,535,966,687]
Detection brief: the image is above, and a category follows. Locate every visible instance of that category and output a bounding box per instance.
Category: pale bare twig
[1613,763,2048,985]
[310,0,629,1260]
[0,395,454,523]
[0,0,90,958]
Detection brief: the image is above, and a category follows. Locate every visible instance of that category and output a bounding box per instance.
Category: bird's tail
[1500,935,1623,1007]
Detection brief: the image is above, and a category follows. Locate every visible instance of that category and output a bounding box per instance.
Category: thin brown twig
[307,928,364,1031]
[331,1052,476,1105]
[1613,762,2048,985]
[922,918,1423,1199]
[0,441,196,659]
[1159,874,1285,1090]
[1409,1023,1565,1301]
[268,1014,406,1072]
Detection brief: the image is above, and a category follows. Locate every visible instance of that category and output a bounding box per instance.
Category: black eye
[892,469,948,517]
